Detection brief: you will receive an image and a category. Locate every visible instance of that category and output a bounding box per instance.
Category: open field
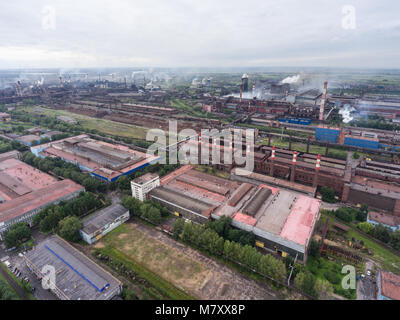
[24,106,149,140]
[96,222,278,300]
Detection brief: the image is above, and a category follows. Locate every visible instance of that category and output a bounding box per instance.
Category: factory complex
[133,165,320,262]
[24,235,122,300]
[30,134,159,182]
[0,158,84,239]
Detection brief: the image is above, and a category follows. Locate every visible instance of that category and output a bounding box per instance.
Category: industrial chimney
[319,81,328,121]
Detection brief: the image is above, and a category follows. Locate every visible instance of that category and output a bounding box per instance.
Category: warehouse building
[377,270,400,300]
[0,158,84,239]
[148,165,320,262]
[31,134,160,182]
[0,150,21,162]
[24,236,122,300]
[15,134,41,146]
[80,204,130,244]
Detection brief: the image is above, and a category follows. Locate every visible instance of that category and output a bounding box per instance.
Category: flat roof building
[148,165,320,262]
[80,204,130,244]
[16,134,41,146]
[131,173,160,201]
[0,150,22,162]
[378,270,400,300]
[0,158,84,239]
[31,135,160,182]
[24,235,122,300]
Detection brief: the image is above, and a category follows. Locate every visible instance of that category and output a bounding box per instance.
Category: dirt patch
[98,222,278,300]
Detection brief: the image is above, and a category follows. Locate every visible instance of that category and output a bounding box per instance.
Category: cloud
[0,0,399,68]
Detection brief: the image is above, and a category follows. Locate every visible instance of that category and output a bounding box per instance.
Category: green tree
[294,271,317,297]
[321,186,336,203]
[3,223,32,248]
[58,216,83,242]
[117,175,131,191]
[357,222,375,234]
[173,218,185,239]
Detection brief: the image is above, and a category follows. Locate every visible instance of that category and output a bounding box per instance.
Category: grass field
[0,264,35,300]
[0,270,20,300]
[95,223,208,300]
[25,106,149,140]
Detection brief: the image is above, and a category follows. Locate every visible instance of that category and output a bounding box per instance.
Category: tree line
[33,192,103,242]
[172,218,287,283]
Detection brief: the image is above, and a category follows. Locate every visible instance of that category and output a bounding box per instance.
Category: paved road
[357,260,377,300]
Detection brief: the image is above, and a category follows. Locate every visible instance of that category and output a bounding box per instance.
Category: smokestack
[271,146,276,161]
[315,154,321,171]
[270,146,276,177]
[319,81,328,121]
[59,76,63,88]
[313,154,321,188]
[252,84,255,97]
[290,151,297,182]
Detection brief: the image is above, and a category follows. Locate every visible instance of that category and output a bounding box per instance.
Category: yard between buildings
[94,222,279,300]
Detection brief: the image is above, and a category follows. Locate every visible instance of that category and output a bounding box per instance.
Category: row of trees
[23,152,108,193]
[121,196,169,225]
[173,218,287,283]
[205,216,255,246]
[324,205,368,223]
[358,221,400,250]
[33,192,101,242]
[0,138,26,153]
[0,280,19,300]
[3,223,32,249]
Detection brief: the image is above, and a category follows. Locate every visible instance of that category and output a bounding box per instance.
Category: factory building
[131,173,160,201]
[80,204,130,244]
[0,158,84,239]
[24,235,122,300]
[295,89,322,106]
[0,150,21,162]
[377,270,400,300]
[31,135,160,182]
[147,165,320,262]
[15,134,41,146]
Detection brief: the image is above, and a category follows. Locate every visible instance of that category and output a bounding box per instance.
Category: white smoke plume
[281,74,300,84]
[339,104,355,123]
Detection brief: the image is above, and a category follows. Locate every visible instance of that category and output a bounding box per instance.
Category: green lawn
[0,270,20,300]
[306,256,357,300]
[0,264,35,300]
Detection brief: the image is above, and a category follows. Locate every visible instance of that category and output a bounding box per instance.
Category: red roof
[233,212,257,226]
[0,179,84,224]
[279,195,321,247]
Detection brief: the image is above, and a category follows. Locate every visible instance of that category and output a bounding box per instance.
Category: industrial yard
[93,222,279,300]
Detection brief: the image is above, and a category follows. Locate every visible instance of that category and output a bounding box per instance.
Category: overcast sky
[0,0,399,69]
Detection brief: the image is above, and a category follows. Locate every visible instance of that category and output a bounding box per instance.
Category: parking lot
[357,267,377,300]
[0,229,57,300]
